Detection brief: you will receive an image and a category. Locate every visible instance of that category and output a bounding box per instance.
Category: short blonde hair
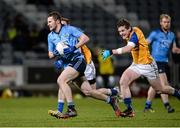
[160,14,171,21]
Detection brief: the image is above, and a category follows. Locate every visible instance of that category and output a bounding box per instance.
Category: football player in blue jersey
[47,11,120,119]
[144,14,180,113]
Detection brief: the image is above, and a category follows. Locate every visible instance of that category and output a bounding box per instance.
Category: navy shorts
[156,62,168,74]
[68,58,86,76]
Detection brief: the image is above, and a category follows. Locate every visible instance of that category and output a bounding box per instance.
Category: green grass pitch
[0,97,180,127]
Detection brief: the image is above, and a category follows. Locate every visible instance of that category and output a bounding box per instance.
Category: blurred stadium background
[0,0,180,98]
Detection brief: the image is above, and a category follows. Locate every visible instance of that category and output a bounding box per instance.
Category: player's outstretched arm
[101,45,133,61]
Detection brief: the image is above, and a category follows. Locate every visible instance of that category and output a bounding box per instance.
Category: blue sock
[173,90,180,100]
[110,88,118,96]
[58,102,64,112]
[124,98,132,110]
[145,100,152,109]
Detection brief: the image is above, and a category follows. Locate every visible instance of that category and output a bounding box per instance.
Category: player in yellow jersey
[102,18,180,118]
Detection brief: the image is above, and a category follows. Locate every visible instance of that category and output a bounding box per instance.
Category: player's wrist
[74,46,77,49]
[109,50,113,55]
[116,48,123,54]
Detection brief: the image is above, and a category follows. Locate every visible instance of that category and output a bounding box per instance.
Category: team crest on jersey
[161,40,171,48]
[63,33,69,38]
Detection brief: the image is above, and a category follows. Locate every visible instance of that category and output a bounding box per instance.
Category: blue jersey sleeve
[68,26,84,38]
[172,33,175,43]
[129,32,138,45]
[147,31,156,44]
[48,34,54,52]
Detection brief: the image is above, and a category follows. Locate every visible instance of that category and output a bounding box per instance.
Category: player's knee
[84,89,98,96]
[161,82,169,88]
[57,77,62,83]
[161,86,171,94]
[57,77,67,87]
[153,87,162,94]
[82,90,91,96]
[57,77,61,87]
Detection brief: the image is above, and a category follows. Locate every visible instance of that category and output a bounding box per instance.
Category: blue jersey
[147,29,175,62]
[48,25,84,62]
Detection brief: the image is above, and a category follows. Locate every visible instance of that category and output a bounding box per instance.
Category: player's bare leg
[144,87,156,113]
[57,67,79,118]
[79,76,121,117]
[159,73,175,113]
[120,69,140,117]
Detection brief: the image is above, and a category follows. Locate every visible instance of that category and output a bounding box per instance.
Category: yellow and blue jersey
[147,28,175,62]
[127,27,153,64]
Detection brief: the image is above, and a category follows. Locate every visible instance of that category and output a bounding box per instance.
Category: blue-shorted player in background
[144,14,180,113]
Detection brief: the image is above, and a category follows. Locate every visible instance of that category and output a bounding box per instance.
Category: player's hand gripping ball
[63,46,77,55]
